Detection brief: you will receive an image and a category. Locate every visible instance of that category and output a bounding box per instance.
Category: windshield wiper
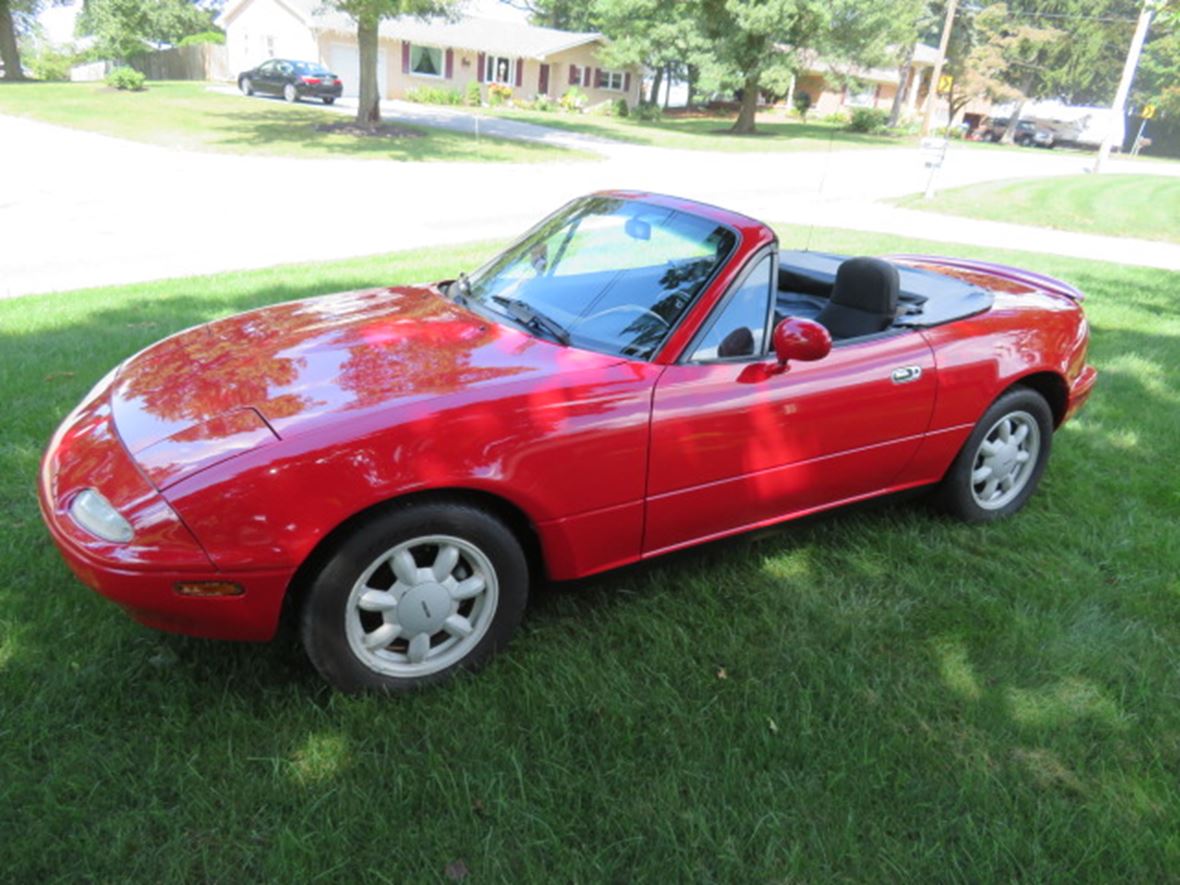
[490,295,570,346]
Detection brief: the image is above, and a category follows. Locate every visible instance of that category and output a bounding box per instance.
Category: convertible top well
[778,250,996,329]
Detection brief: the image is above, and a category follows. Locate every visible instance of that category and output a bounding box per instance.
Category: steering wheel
[581,304,670,330]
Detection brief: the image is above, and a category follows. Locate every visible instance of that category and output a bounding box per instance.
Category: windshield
[463,196,738,360]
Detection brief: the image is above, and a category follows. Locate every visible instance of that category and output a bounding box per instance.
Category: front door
[644,255,937,555]
[538,63,550,95]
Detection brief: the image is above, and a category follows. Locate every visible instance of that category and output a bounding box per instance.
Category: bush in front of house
[105,66,146,91]
[465,80,482,106]
[27,46,76,81]
[793,92,812,121]
[405,86,462,105]
[633,101,662,122]
[611,97,629,117]
[821,110,850,127]
[559,86,586,112]
[531,94,556,112]
[487,83,513,106]
[848,108,889,134]
[178,31,225,46]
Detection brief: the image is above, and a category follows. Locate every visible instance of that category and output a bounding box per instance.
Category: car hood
[110,285,621,488]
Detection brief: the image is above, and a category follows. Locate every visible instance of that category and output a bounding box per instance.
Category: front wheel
[935,387,1053,523]
[283,83,298,103]
[240,77,253,96]
[300,501,530,693]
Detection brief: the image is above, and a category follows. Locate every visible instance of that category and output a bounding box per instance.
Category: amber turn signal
[174,581,245,598]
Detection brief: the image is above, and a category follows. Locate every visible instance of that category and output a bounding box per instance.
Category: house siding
[225,0,318,76]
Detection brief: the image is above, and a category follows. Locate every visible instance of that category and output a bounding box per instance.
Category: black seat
[815,257,899,340]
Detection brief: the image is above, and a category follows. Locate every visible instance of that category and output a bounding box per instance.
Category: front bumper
[38,382,293,642]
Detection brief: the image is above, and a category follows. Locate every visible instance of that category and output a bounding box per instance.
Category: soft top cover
[778,250,995,328]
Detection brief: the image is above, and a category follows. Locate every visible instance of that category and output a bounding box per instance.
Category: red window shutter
[514,59,523,88]
[624,72,631,93]
[477,52,485,82]
[401,41,410,74]
[445,48,454,79]
[539,63,549,95]
[569,64,577,85]
[595,68,604,89]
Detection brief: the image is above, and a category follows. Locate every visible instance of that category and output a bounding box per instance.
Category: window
[265,35,275,57]
[464,196,737,361]
[410,44,443,78]
[600,70,625,91]
[689,255,774,362]
[568,64,582,86]
[845,82,877,108]
[485,55,513,85]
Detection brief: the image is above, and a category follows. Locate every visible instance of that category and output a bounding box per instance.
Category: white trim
[485,54,515,85]
[600,69,624,92]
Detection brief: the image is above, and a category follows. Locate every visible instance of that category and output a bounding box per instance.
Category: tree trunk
[663,63,672,109]
[731,73,760,134]
[0,0,25,82]
[356,16,381,127]
[888,64,912,128]
[686,64,697,109]
[648,63,663,105]
[1001,73,1035,144]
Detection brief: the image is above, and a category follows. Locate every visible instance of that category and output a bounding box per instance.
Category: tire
[300,501,530,693]
[283,83,298,103]
[935,386,1054,523]
[322,97,335,105]
[240,77,253,96]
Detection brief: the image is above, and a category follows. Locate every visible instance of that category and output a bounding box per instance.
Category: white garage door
[328,43,387,99]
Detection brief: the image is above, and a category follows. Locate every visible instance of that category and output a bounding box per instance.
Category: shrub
[178,31,225,46]
[531,94,556,112]
[27,47,75,81]
[821,111,850,127]
[404,86,462,105]
[105,66,146,91]
[611,97,629,117]
[559,85,587,112]
[793,92,812,121]
[633,101,662,122]
[848,108,889,134]
[487,83,513,106]
[465,80,482,106]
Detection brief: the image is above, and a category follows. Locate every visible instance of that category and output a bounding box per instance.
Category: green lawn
[896,174,1180,244]
[0,81,587,163]
[480,105,911,152]
[2,230,1178,880]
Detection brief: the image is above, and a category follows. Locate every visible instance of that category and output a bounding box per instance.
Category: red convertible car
[40,193,1097,692]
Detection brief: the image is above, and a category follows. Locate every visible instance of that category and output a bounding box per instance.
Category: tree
[508,0,596,30]
[325,0,454,126]
[694,0,828,133]
[593,0,710,105]
[1,0,40,80]
[77,0,217,62]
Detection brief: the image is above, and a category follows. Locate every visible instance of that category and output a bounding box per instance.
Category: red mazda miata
[40,193,1097,692]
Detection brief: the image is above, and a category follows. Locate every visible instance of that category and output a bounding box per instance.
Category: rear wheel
[283,83,298,103]
[240,77,253,96]
[935,387,1053,523]
[322,97,335,105]
[300,501,530,693]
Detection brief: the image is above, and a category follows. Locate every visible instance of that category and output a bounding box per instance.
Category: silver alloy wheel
[344,534,499,678]
[284,84,297,102]
[970,410,1041,510]
[241,77,252,95]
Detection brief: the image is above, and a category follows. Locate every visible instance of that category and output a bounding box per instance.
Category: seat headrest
[832,257,900,315]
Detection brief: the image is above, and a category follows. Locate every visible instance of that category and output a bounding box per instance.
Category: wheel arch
[1008,370,1069,428]
[281,486,545,624]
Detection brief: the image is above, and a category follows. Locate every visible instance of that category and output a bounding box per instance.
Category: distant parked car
[238,59,343,104]
[983,118,1055,148]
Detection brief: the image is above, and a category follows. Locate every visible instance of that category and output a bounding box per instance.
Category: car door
[644,250,938,555]
[253,60,276,92]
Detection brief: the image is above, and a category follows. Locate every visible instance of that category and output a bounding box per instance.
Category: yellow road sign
[937,74,954,96]
[1142,104,1157,119]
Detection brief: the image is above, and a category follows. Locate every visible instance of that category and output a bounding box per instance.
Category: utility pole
[921,0,960,137]
[1094,0,1156,173]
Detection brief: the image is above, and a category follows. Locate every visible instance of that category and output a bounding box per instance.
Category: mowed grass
[0,81,588,163]
[2,228,1179,880]
[896,173,1180,244]
[480,105,910,152]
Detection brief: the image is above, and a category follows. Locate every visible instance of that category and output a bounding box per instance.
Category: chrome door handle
[891,366,922,384]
